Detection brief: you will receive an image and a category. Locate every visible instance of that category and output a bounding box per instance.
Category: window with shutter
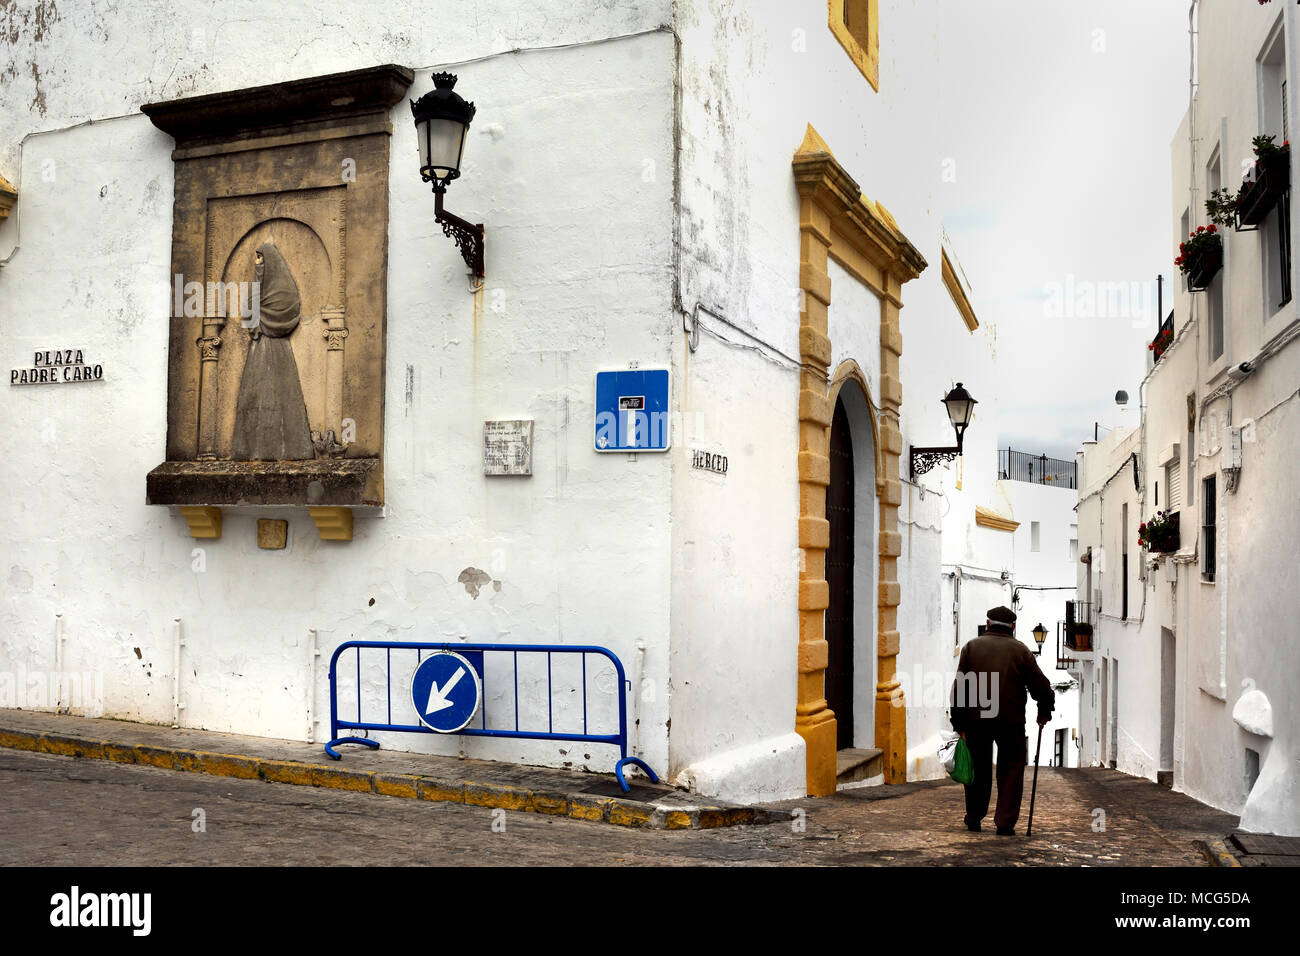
[1166,461,1182,509]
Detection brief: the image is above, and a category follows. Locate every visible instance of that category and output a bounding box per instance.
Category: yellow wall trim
[941,250,979,331]
[975,505,1019,532]
[828,0,879,92]
[0,172,16,224]
[792,123,925,794]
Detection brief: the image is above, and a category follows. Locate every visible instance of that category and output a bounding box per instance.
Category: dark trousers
[963,723,1028,830]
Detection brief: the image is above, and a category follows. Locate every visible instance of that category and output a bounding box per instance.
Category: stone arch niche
[143,65,413,541]
[216,216,335,460]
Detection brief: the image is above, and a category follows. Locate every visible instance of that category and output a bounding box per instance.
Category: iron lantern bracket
[434,188,485,281]
[909,445,960,480]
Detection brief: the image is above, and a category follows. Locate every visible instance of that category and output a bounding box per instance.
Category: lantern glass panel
[944,397,967,427]
[419,117,467,182]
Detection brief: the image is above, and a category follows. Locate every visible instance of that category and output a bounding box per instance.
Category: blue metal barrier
[325,641,658,792]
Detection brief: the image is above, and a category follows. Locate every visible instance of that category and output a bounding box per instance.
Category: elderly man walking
[949,605,1055,835]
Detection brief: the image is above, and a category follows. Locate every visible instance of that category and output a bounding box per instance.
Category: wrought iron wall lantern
[909,382,977,480]
[411,72,485,282]
[1032,622,1048,657]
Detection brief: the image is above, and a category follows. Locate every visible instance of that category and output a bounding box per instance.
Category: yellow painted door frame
[792,125,926,795]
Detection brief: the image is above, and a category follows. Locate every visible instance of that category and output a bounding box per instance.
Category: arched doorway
[826,398,855,750]
[825,378,878,755]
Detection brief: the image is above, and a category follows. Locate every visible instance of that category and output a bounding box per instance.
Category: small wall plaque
[691,448,729,475]
[484,420,533,476]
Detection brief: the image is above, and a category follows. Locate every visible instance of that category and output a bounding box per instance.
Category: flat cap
[986,605,1016,634]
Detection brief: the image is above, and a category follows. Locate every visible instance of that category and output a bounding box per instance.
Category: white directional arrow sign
[411,651,482,733]
[424,665,465,715]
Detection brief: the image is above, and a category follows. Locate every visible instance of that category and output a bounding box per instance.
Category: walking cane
[1026,722,1045,837]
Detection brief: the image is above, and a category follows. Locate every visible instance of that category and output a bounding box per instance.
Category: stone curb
[0,726,772,830]
[1201,838,1243,867]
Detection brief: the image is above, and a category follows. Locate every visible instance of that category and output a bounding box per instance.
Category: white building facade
[1074,0,1300,836]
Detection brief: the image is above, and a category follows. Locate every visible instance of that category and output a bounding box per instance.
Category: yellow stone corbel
[308,507,353,541]
[179,506,222,539]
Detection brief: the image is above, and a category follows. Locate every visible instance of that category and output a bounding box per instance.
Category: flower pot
[1070,624,1093,652]
[1187,245,1222,290]
[1238,153,1290,226]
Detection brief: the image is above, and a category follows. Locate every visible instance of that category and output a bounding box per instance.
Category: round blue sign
[410,651,482,733]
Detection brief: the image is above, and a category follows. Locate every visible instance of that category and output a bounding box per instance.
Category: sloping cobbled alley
[0,749,1235,865]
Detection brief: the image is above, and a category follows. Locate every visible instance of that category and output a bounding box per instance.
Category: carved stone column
[321,307,348,445]
[195,316,225,460]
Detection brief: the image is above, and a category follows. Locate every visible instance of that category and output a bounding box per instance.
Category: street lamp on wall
[411,72,485,282]
[909,382,978,480]
[1032,622,1048,656]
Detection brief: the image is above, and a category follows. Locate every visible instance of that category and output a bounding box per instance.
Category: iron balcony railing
[1065,599,1096,628]
[1057,600,1097,668]
[998,448,1078,489]
[1150,310,1175,364]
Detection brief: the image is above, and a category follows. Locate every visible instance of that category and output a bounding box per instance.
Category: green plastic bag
[951,737,974,785]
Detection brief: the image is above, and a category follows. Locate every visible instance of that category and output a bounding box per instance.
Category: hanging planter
[1238,136,1290,227]
[1176,226,1222,291]
[1148,323,1174,362]
[1139,510,1180,554]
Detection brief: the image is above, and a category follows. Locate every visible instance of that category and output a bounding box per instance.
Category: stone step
[836,747,883,786]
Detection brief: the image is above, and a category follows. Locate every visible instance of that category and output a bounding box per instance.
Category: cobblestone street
[0,749,1235,866]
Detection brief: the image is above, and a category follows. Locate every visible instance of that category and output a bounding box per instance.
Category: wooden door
[825,398,855,751]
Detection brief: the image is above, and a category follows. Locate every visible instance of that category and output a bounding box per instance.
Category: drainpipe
[634,640,646,759]
[172,618,184,729]
[1189,1,1203,376]
[53,613,64,713]
[306,628,319,743]
[1219,394,1230,697]
[953,567,962,654]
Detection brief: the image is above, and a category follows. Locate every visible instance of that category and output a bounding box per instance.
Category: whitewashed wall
[0,3,680,780]
[657,0,981,791]
[1071,0,1300,835]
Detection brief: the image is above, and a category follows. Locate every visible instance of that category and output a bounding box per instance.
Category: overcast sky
[935,0,1192,460]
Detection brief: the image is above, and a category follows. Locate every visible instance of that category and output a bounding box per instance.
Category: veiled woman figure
[231,241,315,460]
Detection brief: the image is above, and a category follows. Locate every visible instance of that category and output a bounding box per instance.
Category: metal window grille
[1203,475,1217,581]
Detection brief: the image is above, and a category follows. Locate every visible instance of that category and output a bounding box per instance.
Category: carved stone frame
[143,65,413,540]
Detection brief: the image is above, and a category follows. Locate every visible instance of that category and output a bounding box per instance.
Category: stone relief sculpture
[145,66,406,537]
[231,242,315,461]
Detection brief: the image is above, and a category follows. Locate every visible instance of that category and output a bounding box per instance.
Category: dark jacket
[949,630,1055,733]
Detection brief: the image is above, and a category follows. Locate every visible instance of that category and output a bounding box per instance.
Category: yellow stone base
[256,518,288,549]
[796,709,839,796]
[875,691,908,782]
